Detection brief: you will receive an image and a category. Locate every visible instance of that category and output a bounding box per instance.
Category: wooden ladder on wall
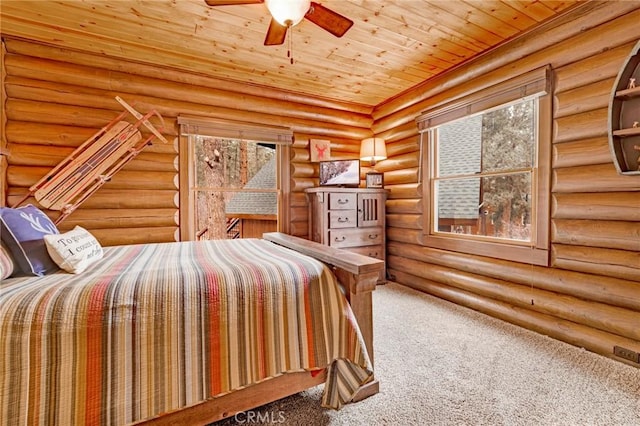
[13,97,168,224]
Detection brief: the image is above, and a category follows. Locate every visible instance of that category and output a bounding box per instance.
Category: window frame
[416,66,552,266]
[177,116,292,241]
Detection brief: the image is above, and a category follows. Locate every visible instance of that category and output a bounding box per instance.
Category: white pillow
[44,226,103,274]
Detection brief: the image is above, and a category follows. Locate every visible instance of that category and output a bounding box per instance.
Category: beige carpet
[214,282,640,425]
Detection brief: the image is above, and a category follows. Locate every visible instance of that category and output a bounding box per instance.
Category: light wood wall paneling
[553,163,640,193]
[7,188,179,210]
[552,192,640,221]
[291,148,310,163]
[375,153,419,173]
[290,162,317,178]
[390,269,640,368]
[8,166,177,190]
[386,227,423,246]
[1,40,7,206]
[552,219,640,251]
[290,192,308,207]
[554,108,608,144]
[7,143,176,172]
[552,137,611,169]
[385,137,420,158]
[289,221,308,238]
[291,178,316,193]
[552,244,640,283]
[389,254,640,341]
[375,121,419,143]
[4,50,372,130]
[386,214,422,230]
[328,151,361,161]
[4,39,374,116]
[289,207,308,223]
[91,226,177,246]
[388,241,640,312]
[386,198,423,215]
[60,208,179,230]
[553,78,614,118]
[383,168,419,186]
[554,41,636,92]
[5,121,177,154]
[328,139,361,153]
[385,182,422,200]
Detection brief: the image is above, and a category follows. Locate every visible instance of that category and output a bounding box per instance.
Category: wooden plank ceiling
[0,0,581,107]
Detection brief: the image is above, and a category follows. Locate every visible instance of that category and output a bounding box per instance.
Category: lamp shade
[360,137,387,163]
[265,0,311,27]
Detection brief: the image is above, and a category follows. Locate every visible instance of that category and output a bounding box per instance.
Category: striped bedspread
[0,238,372,425]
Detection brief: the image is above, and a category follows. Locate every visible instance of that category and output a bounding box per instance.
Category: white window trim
[416,66,552,266]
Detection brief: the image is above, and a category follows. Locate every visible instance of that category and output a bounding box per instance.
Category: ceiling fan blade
[305,1,353,38]
[264,18,288,45]
[204,0,263,6]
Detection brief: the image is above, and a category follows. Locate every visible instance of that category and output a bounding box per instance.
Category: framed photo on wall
[366,172,384,188]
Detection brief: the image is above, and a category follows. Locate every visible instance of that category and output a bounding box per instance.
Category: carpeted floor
[214,282,640,425]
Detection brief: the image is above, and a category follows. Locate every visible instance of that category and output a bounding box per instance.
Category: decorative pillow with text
[44,226,104,274]
[0,204,60,276]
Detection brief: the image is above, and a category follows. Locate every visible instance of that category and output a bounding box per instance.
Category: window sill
[423,234,549,266]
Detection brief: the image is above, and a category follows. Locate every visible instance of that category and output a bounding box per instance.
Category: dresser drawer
[328,210,357,228]
[329,192,356,210]
[329,228,383,248]
[347,245,384,260]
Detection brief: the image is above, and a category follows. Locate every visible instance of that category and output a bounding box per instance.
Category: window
[417,66,551,266]
[178,116,292,241]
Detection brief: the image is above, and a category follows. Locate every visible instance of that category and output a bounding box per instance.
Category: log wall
[373,2,640,366]
[0,38,371,245]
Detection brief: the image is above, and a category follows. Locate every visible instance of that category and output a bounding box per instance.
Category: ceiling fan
[204,0,354,46]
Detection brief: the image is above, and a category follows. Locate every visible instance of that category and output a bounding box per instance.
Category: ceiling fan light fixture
[265,0,311,27]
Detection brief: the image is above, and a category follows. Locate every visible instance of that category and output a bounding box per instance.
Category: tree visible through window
[434,99,535,242]
[417,66,551,265]
[194,136,276,240]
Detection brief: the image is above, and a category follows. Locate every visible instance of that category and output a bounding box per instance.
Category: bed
[0,229,382,425]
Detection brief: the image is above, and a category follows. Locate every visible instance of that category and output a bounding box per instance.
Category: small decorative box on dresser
[306,187,387,283]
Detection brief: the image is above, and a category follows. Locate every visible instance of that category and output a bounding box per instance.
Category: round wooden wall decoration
[609,39,640,175]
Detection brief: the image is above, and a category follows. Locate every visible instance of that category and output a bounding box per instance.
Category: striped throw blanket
[0,239,372,425]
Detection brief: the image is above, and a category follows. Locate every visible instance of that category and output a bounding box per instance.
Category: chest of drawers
[306,187,386,283]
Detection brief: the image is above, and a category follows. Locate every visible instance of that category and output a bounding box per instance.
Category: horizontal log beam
[554,41,634,92]
[92,226,178,246]
[391,269,640,367]
[553,78,612,118]
[552,219,640,251]
[389,255,640,341]
[553,164,640,193]
[553,192,640,221]
[388,241,640,311]
[554,108,608,144]
[552,244,640,282]
[552,137,611,169]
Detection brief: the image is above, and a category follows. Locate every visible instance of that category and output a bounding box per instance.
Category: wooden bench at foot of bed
[137,233,383,426]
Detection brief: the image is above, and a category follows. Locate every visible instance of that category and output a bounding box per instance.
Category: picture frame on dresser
[365,172,384,188]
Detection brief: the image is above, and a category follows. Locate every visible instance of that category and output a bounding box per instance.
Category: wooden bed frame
[136,232,383,425]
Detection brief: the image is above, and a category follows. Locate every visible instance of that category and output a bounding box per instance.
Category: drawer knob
[368,234,378,239]
[334,236,346,242]
[337,217,349,223]
[337,199,348,204]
